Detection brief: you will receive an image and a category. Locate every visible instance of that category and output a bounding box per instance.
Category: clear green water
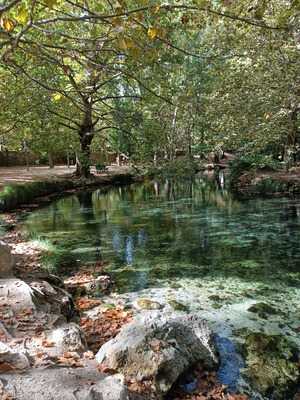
[23,176,300,294]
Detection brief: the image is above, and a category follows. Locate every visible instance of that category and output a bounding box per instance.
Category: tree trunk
[48,152,54,169]
[76,104,94,178]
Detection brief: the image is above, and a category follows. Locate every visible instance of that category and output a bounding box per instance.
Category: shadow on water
[23,173,300,294]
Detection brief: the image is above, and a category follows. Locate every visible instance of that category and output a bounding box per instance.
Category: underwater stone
[242,332,299,398]
[168,299,189,312]
[247,302,278,318]
[135,298,162,310]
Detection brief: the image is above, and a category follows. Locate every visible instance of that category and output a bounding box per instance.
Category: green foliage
[95,163,107,172]
[0,181,75,211]
[229,154,281,186]
[145,158,198,178]
[0,0,299,174]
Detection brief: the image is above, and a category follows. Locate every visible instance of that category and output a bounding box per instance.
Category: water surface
[22,176,300,396]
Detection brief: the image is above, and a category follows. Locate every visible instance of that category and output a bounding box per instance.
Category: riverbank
[0,165,137,213]
[234,169,300,197]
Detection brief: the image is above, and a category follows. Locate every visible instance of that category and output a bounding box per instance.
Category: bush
[229,154,281,189]
[145,158,198,178]
[95,163,107,172]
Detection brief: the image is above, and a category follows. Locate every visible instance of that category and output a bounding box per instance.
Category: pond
[22,175,300,396]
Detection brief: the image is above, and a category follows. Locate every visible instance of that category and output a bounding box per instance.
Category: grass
[29,236,78,274]
[0,180,75,212]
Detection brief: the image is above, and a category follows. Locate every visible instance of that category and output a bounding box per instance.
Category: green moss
[243,332,299,398]
[30,237,77,274]
[248,302,279,319]
[168,299,189,312]
[0,180,75,212]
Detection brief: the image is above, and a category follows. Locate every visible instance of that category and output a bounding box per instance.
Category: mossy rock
[209,295,223,302]
[248,302,278,319]
[136,298,162,310]
[243,332,299,398]
[168,299,189,312]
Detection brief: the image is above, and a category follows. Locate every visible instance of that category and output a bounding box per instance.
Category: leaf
[52,93,62,101]
[16,5,29,25]
[0,18,15,32]
[117,37,135,50]
[194,0,210,8]
[147,27,158,40]
[45,0,59,9]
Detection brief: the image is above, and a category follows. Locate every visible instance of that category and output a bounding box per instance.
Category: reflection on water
[23,175,300,293]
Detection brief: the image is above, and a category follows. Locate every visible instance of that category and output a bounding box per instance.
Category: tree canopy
[0,0,299,175]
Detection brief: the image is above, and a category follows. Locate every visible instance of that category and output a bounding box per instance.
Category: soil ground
[0,165,132,189]
[0,165,76,188]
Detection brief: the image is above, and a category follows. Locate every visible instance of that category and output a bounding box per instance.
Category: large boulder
[0,241,14,278]
[0,365,143,400]
[96,312,217,397]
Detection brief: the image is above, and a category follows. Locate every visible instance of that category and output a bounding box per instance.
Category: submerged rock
[242,332,299,398]
[214,335,244,392]
[168,299,189,312]
[0,241,14,278]
[135,298,162,310]
[247,302,278,319]
[96,312,217,397]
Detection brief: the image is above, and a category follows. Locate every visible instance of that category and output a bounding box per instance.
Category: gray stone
[0,365,142,400]
[84,374,130,400]
[0,341,30,370]
[48,323,86,353]
[0,241,14,278]
[96,312,217,396]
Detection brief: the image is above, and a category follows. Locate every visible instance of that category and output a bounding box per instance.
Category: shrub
[95,163,107,172]
[229,154,281,189]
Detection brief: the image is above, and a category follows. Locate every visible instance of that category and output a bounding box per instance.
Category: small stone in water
[136,298,162,310]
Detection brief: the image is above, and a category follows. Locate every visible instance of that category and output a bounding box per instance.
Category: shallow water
[23,176,300,345]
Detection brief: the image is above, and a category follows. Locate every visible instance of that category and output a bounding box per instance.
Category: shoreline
[0,168,138,214]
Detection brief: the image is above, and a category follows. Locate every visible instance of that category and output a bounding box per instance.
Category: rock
[85,374,130,400]
[84,275,113,294]
[135,298,162,310]
[0,341,30,371]
[29,280,76,320]
[242,332,299,398]
[0,241,14,278]
[168,299,189,312]
[0,279,36,312]
[46,323,87,356]
[247,302,278,318]
[0,365,142,400]
[96,312,217,397]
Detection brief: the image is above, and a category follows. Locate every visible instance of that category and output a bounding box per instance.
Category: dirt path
[0,165,134,190]
[0,165,76,188]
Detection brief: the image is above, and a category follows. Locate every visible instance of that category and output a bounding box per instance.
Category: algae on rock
[243,332,299,399]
